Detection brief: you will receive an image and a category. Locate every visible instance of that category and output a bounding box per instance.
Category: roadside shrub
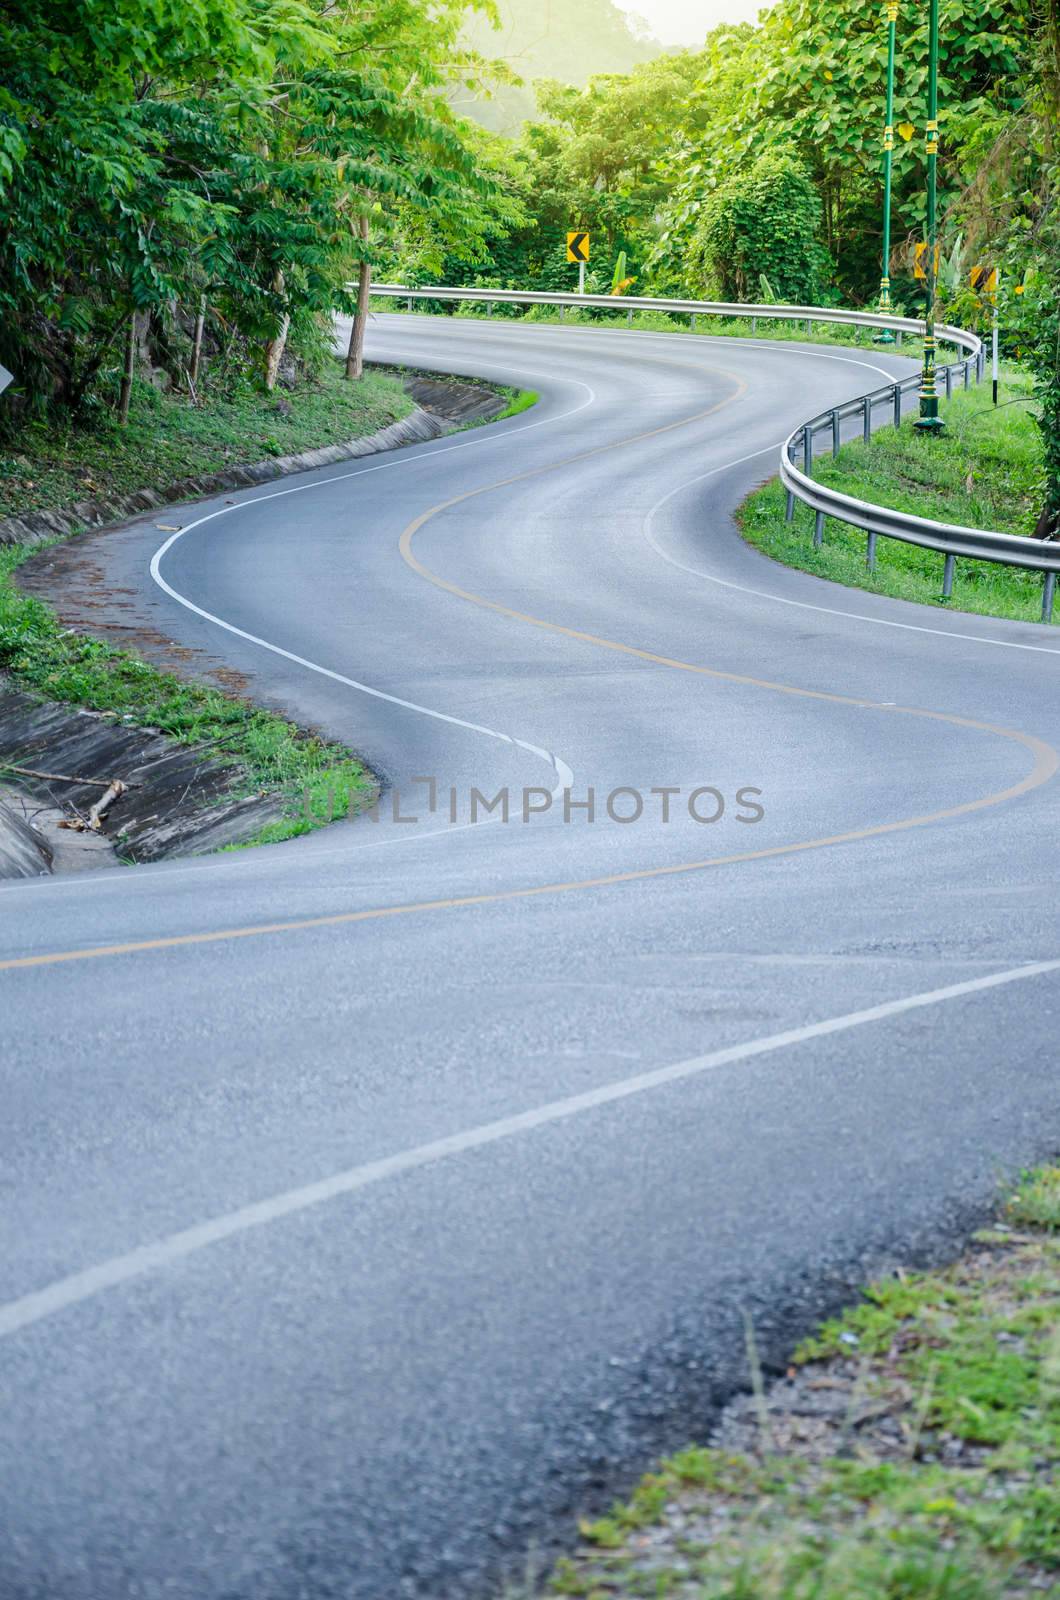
[694,151,834,305]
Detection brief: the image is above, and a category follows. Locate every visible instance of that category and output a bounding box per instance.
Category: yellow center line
[3,365,1056,975]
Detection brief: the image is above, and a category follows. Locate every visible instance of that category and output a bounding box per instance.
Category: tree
[649,0,1036,303]
[694,152,832,303]
[0,0,509,416]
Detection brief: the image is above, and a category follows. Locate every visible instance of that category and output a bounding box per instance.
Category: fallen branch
[88,779,127,830]
[0,763,141,790]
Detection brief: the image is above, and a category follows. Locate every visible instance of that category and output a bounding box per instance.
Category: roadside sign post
[970,266,1000,404]
[874,0,899,342]
[914,0,944,434]
[566,232,589,294]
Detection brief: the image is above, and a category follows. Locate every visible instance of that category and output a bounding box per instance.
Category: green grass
[0,361,414,519]
[740,366,1050,625]
[548,1166,1060,1600]
[494,386,539,420]
[451,385,539,433]
[0,541,377,846]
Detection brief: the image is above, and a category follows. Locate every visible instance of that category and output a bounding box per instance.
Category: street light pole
[874,0,898,343]
[915,0,945,432]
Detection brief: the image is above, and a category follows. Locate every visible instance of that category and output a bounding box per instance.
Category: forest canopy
[0,0,1055,530]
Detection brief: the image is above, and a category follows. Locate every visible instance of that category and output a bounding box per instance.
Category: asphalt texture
[2,314,1060,1600]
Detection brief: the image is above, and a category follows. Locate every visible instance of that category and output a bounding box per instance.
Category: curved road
[3,315,1060,1599]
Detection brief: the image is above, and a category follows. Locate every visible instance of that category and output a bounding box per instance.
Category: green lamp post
[873,0,899,344]
[915,0,945,432]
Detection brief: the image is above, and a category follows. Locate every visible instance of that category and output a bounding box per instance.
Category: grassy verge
[0,362,414,518]
[543,1166,1060,1600]
[493,387,539,421]
[0,359,422,845]
[371,300,930,364]
[0,358,532,853]
[0,541,376,845]
[740,366,1050,625]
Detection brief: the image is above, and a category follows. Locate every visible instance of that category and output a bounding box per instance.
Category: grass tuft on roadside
[0,364,414,519]
[739,366,1049,625]
[545,1165,1060,1600]
[494,387,539,421]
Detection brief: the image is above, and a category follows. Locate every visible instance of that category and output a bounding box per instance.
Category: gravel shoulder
[540,1169,1060,1600]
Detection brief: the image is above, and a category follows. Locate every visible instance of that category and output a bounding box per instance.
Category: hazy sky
[620,0,764,46]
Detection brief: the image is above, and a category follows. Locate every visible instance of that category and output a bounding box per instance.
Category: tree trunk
[1032,502,1059,541]
[189,295,206,388]
[345,214,372,381]
[263,270,288,392]
[118,312,136,425]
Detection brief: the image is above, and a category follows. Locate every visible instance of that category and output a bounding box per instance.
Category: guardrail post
[896,330,902,347]
[942,553,955,600]
[814,511,825,549]
[866,531,877,570]
[691,313,697,332]
[831,409,841,457]
[944,364,952,400]
[1043,572,1056,624]
[751,316,757,335]
[893,383,902,429]
[806,319,812,336]
[785,491,795,522]
[803,427,813,477]
[627,308,633,326]
[863,395,872,442]
[486,301,493,317]
[407,297,413,312]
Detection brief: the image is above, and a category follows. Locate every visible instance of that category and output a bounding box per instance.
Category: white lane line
[153,547,576,792]
[643,451,1060,658]
[149,365,592,796]
[0,338,959,912]
[147,332,888,796]
[2,955,1056,1340]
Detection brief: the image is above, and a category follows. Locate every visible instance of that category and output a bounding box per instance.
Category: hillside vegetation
[0,0,1055,532]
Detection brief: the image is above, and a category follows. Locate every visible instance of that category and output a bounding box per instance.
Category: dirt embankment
[0,677,291,877]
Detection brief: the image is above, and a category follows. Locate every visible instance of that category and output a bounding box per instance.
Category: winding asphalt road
[3,314,1060,1599]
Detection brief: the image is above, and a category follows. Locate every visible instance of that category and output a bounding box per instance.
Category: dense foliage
[0,0,512,417]
[431,0,1057,530]
[1,0,1056,527]
[694,152,831,304]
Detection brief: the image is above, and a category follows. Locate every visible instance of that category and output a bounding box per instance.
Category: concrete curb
[0,406,448,549]
[0,790,52,878]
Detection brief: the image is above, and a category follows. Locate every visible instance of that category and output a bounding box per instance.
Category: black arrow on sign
[568,233,588,263]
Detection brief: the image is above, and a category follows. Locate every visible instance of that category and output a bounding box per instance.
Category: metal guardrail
[778,358,1059,623]
[369,284,1054,624]
[369,283,980,356]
